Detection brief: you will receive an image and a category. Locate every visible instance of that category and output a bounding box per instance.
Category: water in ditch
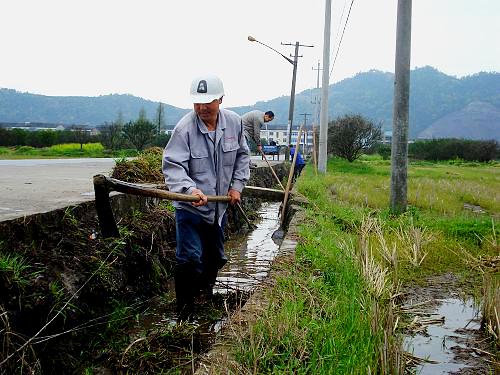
[140,201,282,328]
[404,297,488,374]
[216,201,282,294]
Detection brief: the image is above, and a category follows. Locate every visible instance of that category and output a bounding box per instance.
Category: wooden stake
[236,202,256,229]
[259,150,285,191]
[312,126,318,175]
[281,126,303,226]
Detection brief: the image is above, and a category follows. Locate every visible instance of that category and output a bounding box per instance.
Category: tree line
[1,110,497,162]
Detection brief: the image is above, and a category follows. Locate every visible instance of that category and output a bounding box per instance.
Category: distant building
[164,125,175,135]
[382,131,392,144]
[0,122,85,132]
[259,123,315,151]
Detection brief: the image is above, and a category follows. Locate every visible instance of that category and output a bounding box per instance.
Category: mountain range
[1,66,499,140]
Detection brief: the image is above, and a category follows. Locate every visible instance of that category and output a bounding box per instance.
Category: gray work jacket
[242,110,265,145]
[162,109,250,225]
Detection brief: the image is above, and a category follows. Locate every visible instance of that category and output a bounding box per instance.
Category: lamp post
[248,36,312,148]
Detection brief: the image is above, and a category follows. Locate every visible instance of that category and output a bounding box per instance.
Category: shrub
[409,139,499,162]
[15,146,36,154]
[150,133,171,148]
[375,143,391,160]
[327,114,382,162]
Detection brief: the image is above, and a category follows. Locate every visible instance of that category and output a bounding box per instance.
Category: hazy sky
[1,0,499,109]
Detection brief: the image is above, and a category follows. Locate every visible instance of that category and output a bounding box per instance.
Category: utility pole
[318,0,332,174]
[313,60,321,89]
[390,0,412,214]
[299,113,311,151]
[281,41,314,146]
[312,61,322,157]
[312,61,322,125]
[156,102,164,135]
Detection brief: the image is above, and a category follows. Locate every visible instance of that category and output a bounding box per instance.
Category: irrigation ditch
[0,162,298,374]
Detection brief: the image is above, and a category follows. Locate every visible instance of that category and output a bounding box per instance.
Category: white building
[261,124,315,150]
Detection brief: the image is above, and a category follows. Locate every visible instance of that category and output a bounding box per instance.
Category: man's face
[264,114,274,122]
[194,98,221,123]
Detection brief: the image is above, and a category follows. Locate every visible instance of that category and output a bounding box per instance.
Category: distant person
[269,140,277,146]
[162,74,250,318]
[289,144,306,182]
[241,110,275,152]
[242,110,275,167]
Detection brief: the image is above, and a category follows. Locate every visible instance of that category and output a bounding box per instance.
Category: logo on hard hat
[197,80,207,93]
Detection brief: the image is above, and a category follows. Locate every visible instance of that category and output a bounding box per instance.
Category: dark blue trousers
[174,209,227,310]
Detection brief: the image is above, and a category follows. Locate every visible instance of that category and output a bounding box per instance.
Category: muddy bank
[0,163,290,374]
[0,197,177,373]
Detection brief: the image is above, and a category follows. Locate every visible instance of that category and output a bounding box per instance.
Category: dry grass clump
[482,272,500,347]
[348,217,406,373]
[357,216,432,275]
[358,218,392,299]
[0,305,42,373]
[111,147,164,183]
[395,222,432,267]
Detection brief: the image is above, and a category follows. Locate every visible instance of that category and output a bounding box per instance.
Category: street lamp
[248,35,312,148]
[248,35,294,65]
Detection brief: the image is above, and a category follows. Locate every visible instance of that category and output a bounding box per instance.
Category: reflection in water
[216,202,282,294]
[405,298,481,375]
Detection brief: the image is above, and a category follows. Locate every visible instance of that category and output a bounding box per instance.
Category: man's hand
[227,189,241,206]
[191,188,208,207]
[257,144,262,152]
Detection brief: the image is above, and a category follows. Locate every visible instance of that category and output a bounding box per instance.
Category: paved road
[0,156,280,222]
[0,158,116,221]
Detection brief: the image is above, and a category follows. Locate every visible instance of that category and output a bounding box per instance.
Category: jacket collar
[194,110,227,134]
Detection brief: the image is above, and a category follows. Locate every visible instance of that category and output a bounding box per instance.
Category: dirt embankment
[0,163,289,374]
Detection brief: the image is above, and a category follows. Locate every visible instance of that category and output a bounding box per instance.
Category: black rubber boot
[174,264,196,320]
[198,270,216,301]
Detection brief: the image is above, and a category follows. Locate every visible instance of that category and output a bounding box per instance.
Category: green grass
[0,252,34,288]
[0,144,138,159]
[321,158,500,217]
[234,217,394,373]
[304,158,498,281]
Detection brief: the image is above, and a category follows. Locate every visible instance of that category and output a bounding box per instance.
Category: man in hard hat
[162,74,250,318]
[241,110,275,167]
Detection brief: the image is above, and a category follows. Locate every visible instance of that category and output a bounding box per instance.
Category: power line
[311,62,322,128]
[329,0,355,78]
[324,0,347,86]
[333,0,348,53]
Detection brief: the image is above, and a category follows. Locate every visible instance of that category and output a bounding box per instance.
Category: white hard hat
[189,74,224,104]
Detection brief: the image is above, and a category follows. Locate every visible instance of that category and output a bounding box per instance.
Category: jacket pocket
[189,150,210,175]
[222,141,238,166]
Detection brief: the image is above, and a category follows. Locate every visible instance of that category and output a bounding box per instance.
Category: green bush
[151,133,171,148]
[327,114,382,162]
[375,143,391,160]
[409,139,499,162]
[15,146,36,154]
